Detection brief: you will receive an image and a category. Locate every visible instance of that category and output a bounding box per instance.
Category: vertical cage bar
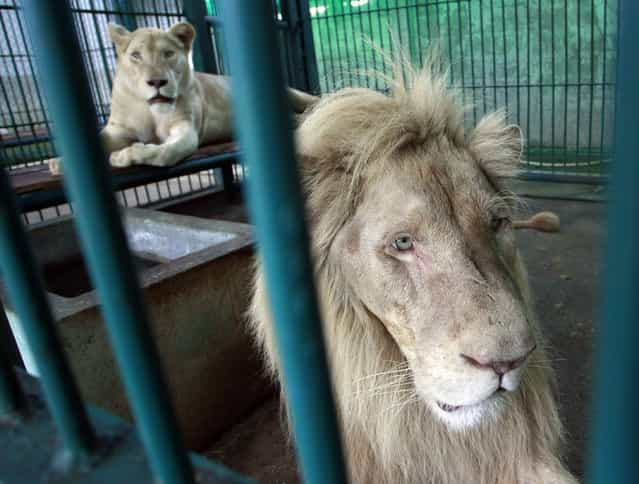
[219,2,348,483]
[0,167,95,456]
[588,0,639,481]
[183,0,218,74]
[20,2,194,483]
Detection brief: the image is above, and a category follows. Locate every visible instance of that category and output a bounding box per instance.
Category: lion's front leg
[47,157,62,175]
[110,121,198,168]
[48,123,133,175]
[109,142,161,168]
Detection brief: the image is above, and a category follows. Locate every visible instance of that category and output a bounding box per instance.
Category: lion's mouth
[437,402,462,412]
[437,388,505,413]
[148,94,174,105]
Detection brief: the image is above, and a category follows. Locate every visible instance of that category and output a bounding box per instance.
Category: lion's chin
[149,102,176,115]
[429,393,505,430]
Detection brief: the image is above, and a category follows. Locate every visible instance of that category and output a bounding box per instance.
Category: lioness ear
[469,111,523,185]
[107,23,131,55]
[169,22,196,51]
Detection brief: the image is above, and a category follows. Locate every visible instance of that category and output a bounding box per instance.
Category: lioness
[49,22,317,174]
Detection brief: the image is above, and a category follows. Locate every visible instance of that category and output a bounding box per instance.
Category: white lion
[49,22,316,174]
[250,58,578,483]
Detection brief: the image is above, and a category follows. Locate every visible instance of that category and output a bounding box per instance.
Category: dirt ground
[168,191,603,483]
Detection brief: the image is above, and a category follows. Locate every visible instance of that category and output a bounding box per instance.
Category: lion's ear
[107,23,131,55]
[169,22,196,51]
[468,111,523,185]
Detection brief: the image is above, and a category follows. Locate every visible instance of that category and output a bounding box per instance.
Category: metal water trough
[2,208,269,450]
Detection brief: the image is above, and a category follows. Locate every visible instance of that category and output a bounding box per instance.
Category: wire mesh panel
[306,0,618,179]
[1,0,618,204]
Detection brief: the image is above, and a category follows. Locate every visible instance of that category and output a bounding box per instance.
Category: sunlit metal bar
[220,2,348,483]
[588,0,639,482]
[0,167,95,453]
[20,2,194,483]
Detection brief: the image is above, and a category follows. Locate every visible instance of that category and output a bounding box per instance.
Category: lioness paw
[47,157,62,176]
[110,143,160,168]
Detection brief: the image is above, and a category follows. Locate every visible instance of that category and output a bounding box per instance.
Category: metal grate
[305,0,618,180]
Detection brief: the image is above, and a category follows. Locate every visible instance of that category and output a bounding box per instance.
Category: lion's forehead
[128,31,181,54]
[361,161,493,232]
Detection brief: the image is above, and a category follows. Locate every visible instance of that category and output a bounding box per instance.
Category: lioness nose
[461,344,536,375]
[147,78,168,88]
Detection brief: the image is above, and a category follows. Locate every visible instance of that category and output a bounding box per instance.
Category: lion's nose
[460,344,536,375]
[147,78,168,88]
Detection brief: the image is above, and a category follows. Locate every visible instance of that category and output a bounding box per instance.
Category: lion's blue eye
[393,233,413,251]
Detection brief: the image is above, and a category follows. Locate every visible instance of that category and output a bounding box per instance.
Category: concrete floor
[165,184,603,482]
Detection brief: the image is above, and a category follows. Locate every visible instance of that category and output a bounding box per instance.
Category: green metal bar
[183,0,218,74]
[563,0,569,170]
[456,1,466,109]
[219,2,348,483]
[599,0,609,165]
[538,0,545,172]
[0,168,95,457]
[468,0,478,125]
[526,0,531,162]
[500,0,508,111]
[575,1,582,164]
[550,0,556,167]
[115,0,138,32]
[587,0,596,172]
[489,0,496,103]
[20,2,195,483]
[589,0,639,476]
[514,0,521,129]
[479,0,487,113]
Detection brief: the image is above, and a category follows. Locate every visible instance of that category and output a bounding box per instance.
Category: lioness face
[108,23,195,114]
[332,144,535,429]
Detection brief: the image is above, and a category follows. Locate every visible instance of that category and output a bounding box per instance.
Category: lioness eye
[393,233,414,251]
[164,50,175,58]
[131,51,142,61]
[490,215,510,232]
